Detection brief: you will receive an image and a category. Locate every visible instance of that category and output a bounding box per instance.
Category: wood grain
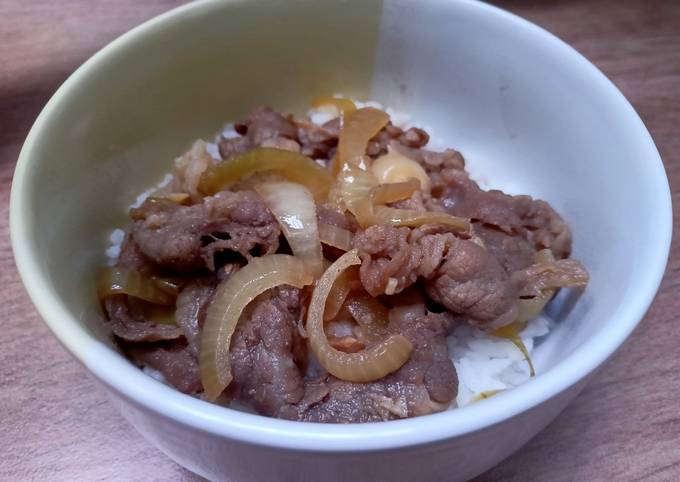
[1,1,678,481]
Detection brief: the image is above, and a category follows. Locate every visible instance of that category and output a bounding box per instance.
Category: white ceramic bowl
[10,1,672,480]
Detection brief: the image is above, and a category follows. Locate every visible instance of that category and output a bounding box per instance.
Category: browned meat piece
[174,279,217,357]
[354,225,518,327]
[218,136,251,160]
[104,295,183,342]
[221,109,435,163]
[227,286,307,417]
[317,203,358,231]
[366,123,403,157]
[426,237,518,327]
[117,232,157,275]
[130,190,280,271]
[285,311,457,423]
[127,343,202,394]
[235,107,297,146]
[353,225,431,296]
[389,189,434,212]
[398,127,430,148]
[513,258,589,297]
[219,108,299,160]
[515,198,573,260]
[391,141,465,173]
[474,223,536,273]
[433,168,572,258]
[296,118,339,159]
[367,124,431,157]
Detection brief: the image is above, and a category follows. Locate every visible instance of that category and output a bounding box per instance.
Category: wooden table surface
[1,1,678,480]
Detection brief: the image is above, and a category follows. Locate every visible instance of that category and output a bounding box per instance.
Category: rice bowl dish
[100,98,588,420]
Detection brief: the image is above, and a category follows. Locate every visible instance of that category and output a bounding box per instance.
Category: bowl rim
[10,0,672,452]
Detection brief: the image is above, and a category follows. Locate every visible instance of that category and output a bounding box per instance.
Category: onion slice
[98,267,175,306]
[199,148,332,201]
[148,193,191,204]
[516,249,558,322]
[337,162,378,226]
[200,255,314,400]
[371,179,420,204]
[255,182,324,276]
[338,162,470,231]
[471,389,504,403]
[490,321,535,377]
[318,223,354,252]
[334,107,390,174]
[373,206,471,231]
[307,250,413,382]
[312,96,357,116]
[324,266,359,321]
[371,148,431,192]
[127,297,177,325]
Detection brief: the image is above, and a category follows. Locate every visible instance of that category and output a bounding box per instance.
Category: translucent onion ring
[338,162,470,231]
[371,178,420,204]
[307,249,413,382]
[199,147,332,201]
[318,223,354,252]
[311,97,357,116]
[333,107,390,175]
[98,267,175,306]
[256,181,324,277]
[324,266,359,321]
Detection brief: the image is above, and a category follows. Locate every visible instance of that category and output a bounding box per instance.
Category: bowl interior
[12,0,670,444]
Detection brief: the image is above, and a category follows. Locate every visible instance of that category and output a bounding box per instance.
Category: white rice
[449,317,550,407]
[105,228,126,265]
[106,100,553,409]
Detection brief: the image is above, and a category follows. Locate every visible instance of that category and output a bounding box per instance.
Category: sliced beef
[389,189,432,212]
[317,203,358,231]
[127,342,202,394]
[353,225,433,296]
[426,235,518,327]
[432,168,572,258]
[398,127,430,148]
[104,295,183,342]
[391,141,465,173]
[353,225,518,327]
[235,107,297,146]
[296,118,339,160]
[474,223,536,273]
[219,108,298,159]
[218,136,251,160]
[517,198,573,260]
[285,311,457,423]
[174,279,217,357]
[227,286,306,417]
[130,190,280,271]
[366,124,429,157]
[219,108,436,163]
[117,232,156,275]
